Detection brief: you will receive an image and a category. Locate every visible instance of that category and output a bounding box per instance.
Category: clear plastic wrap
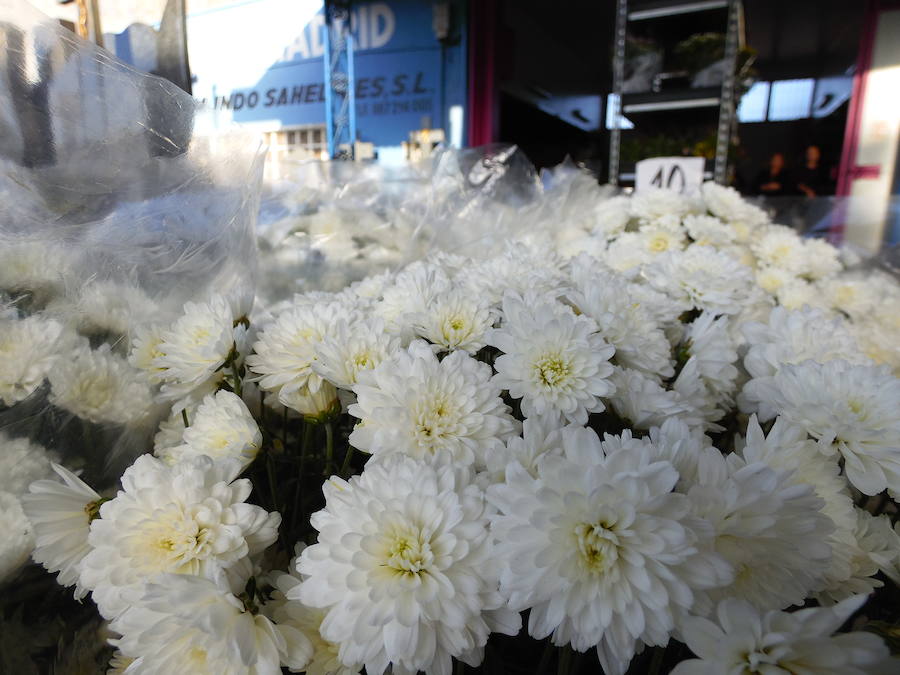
[0,0,263,595]
[254,144,550,309]
[255,157,430,305]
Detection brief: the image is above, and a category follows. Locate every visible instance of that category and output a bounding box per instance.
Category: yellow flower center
[648,234,671,252]
[353,351,374,369]
[834,286,856,306]
[413,393,458,450]
[187,647,208,666]
[535,354,572,387]
[758,271,784,293]
[574,522,619,574]
[770,244,791,263]
[383,529,433,575]
[847,398,867,419]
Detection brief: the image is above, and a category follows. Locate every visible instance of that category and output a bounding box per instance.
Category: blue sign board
[185,0,466,147]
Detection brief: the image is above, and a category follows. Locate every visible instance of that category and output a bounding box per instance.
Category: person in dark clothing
[795,145,831,197]
[753,152,795,196]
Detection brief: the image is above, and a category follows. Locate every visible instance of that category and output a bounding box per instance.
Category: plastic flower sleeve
[254,144,548,310]
[256,157,429,305]
[414,144,544,258]
[0,0,263,584]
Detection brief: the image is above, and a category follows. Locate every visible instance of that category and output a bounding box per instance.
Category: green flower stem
[181,408,189,427]
[266,450,279,512]
[339,444,355,477]
[232,364,243,397]
[648,645,666,675]
[324,422,334,476]
[536,640,554,674]
[258,389,266,429]
[557,645,573,675]
[301,421,313,466]
[289,422,312,537]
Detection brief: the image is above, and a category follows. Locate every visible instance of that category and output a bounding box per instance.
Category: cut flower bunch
[6,182,900,675]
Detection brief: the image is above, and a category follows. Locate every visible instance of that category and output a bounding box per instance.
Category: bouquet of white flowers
[0,2,263,669]
[9,170,900,673]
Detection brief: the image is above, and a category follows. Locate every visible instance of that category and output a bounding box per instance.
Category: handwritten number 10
[650,165,687,193]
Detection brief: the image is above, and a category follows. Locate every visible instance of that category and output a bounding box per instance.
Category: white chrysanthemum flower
[636,226,686,255]
[0,240,69,299]
[265,566,362,675]
[672,358,725,429]
[719,242,758,268]
[156,391,261,471]
[0,490,33,582]
[743,305,863,380]
[672,595,895,675]
[687,451,833,614]
[803,238,842,280]
[349,340,517,467]
[110,574,311,674]
[608,367,703,431]
[853,509,900,587]
[411,287,494,353]
[646,417,714,490]
[820,275,883,319]
[279,381,341,421]
[751,359,900,496]
[680,312,739,403]
[683,214,736,247]
[756,266,795,294]
[349,270,392,301]
[739,415,859,601]
[464,245,567,306]
[0,433,58,496]
[153,399,202,454]
[52,280,158,337]
[154,295,235,391]
[294,456,520,675]
[247,301,348,400]
[815,509,900,606]
[591,195,633,239]
[740,305,867,419]
[312,317,399,390]
[643,246,754,315]
[488,425,729,675]
[852,316,900,375]
[48,344,153,425]
[700,181,768,227]
[374,263,451,339]
[129,324,167,382]
[80,454,280,619]
[21,463,101,597]
[627,278,686,326]
[0,314,66,406]
[602,232,655,273]
[482,414,563,483]
[630,188,692,226]
[556,227,607,260]
[751,226,809,275]
[776,278,830,310]
[568,264,673,379]
[488,292,615,425]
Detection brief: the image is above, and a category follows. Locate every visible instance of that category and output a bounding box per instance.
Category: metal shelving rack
[608,0,744,186]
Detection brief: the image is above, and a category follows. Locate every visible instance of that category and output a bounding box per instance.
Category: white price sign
[635,156,705,194]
